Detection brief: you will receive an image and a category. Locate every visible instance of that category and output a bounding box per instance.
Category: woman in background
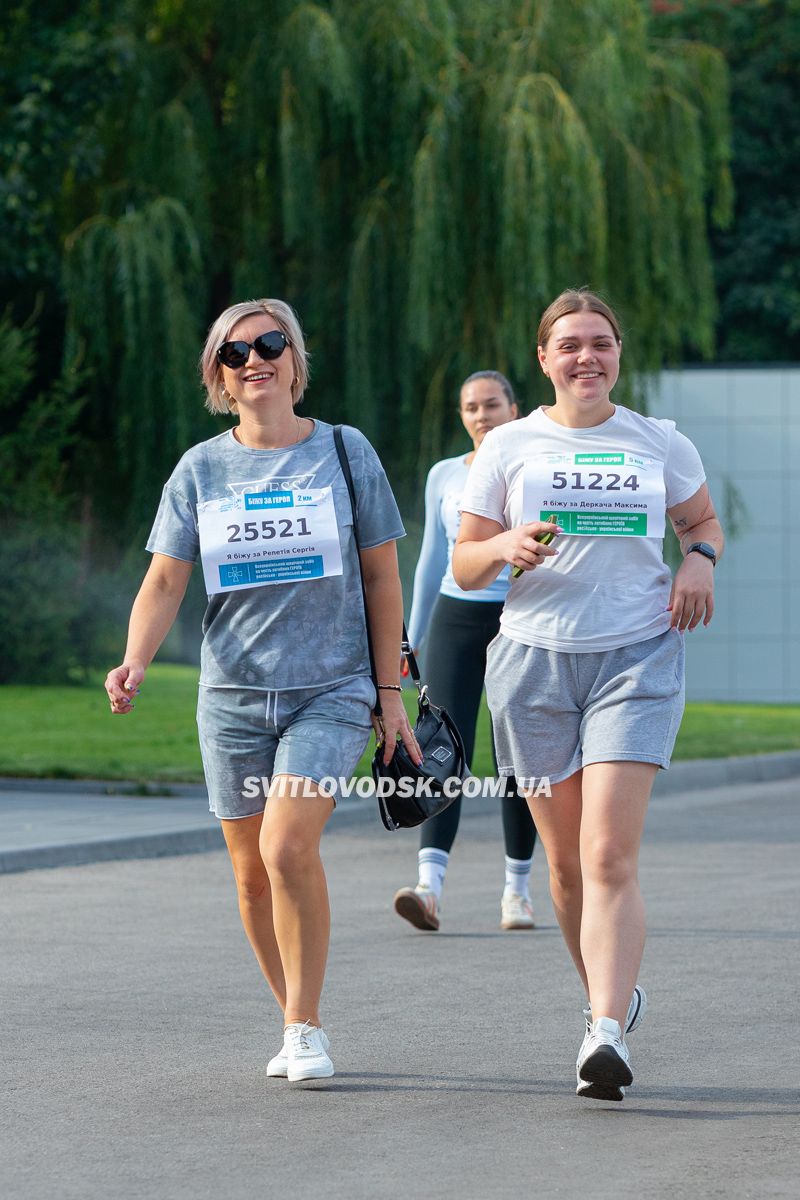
[393,371,538,933]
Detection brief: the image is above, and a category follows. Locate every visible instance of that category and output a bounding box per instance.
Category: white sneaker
[284,1022,334,1082]
[500,891,535,930]
[267,1027,331,1078]
[582,984,647,1036]
[393,884,440,931]
[625,984,647,1034]
[576,1017,632,1102]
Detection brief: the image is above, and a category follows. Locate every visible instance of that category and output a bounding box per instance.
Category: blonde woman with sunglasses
[106,298,419,1082]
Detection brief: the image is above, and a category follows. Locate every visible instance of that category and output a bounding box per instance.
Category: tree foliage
[2,0,732,534]
[652,0,800,361]
[0,307,126,683]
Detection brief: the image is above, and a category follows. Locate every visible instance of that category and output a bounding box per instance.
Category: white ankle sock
[504,855,533,900]
[418,848,449,898]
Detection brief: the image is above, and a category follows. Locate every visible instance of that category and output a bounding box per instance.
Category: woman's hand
[103,554,193,715]
[359,540,423,765]
[105,662,146,714]
[667,555,715,631]
[499,521,561,574]
[666,484,722,632]
[373,689,423,766]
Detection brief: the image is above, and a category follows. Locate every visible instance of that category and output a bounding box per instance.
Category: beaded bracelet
[377,684,402,692]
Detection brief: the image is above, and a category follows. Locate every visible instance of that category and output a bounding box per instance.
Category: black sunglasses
[216,330,290,369]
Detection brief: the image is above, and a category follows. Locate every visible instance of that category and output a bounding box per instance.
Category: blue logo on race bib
[244,490,294,510]
[219,556,324,587]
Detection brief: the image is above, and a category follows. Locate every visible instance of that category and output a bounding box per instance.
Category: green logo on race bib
[574,453,625,465]
[542,510,648,536]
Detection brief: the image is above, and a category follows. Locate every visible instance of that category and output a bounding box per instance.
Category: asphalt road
[3,775,798,1199]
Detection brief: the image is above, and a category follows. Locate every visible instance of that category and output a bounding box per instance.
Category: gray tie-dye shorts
[196,674,376,819]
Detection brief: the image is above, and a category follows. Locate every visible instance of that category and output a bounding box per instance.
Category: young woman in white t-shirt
[453,288,724,1102]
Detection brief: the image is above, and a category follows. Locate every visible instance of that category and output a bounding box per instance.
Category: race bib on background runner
[523,451,666,537]
[197,487,343,594]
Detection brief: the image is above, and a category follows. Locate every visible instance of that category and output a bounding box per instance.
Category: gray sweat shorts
[485,629,685,785]
[196,675,375,819]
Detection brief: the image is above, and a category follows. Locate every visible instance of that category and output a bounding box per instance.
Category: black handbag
[333,426,467,831]
[371,640,467,831]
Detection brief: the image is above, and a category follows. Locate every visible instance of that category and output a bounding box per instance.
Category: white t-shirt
[460,405,706,653]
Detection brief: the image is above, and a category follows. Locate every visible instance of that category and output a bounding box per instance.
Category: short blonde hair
[200,298,310,414]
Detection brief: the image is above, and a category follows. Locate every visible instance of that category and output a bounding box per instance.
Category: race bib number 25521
[522,451,666,537]
[197,487,343,594]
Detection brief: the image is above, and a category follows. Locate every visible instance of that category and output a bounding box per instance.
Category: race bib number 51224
[197,487,343,594]
[522,451,666,537]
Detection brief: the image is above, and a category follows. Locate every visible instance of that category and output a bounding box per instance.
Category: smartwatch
[686,541,716,567]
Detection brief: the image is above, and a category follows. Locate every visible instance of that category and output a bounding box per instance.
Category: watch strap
[686,541,716,566]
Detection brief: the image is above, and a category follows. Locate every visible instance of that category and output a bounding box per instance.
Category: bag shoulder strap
[333,425,421,709]
[333,425,381,715]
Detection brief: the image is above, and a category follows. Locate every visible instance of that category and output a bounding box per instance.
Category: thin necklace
[236,417,304,449]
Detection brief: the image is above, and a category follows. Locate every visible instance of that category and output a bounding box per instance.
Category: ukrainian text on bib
[197,488,343,594]
[522,451,666,537]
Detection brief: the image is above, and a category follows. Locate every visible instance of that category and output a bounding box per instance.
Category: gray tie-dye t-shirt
[146,421,405,689]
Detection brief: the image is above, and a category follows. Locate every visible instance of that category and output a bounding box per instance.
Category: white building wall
[648,367,800,703]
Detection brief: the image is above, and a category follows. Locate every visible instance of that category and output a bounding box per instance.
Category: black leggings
[418,595,537,858]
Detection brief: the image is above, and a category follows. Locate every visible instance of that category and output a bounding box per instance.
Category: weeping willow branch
[345,182,395,444]
[64,197,205,518]
[496,71,606,376]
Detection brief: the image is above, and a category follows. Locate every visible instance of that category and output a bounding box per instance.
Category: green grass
[1,664,798,784]
[0,665,207,785]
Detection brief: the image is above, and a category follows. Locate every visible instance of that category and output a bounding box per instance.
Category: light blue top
[406,455,510,649]
[147,421,405,690]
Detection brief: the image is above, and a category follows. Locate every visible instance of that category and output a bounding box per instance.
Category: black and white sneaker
[576,1017,633,1102]
[624,984,647,1034]
[582,984,647,1037]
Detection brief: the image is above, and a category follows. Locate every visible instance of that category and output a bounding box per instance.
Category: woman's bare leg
[526,772,587,994]
[578,761,656,1027]
[259,775,334,1028]
[221,813,286,1011]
